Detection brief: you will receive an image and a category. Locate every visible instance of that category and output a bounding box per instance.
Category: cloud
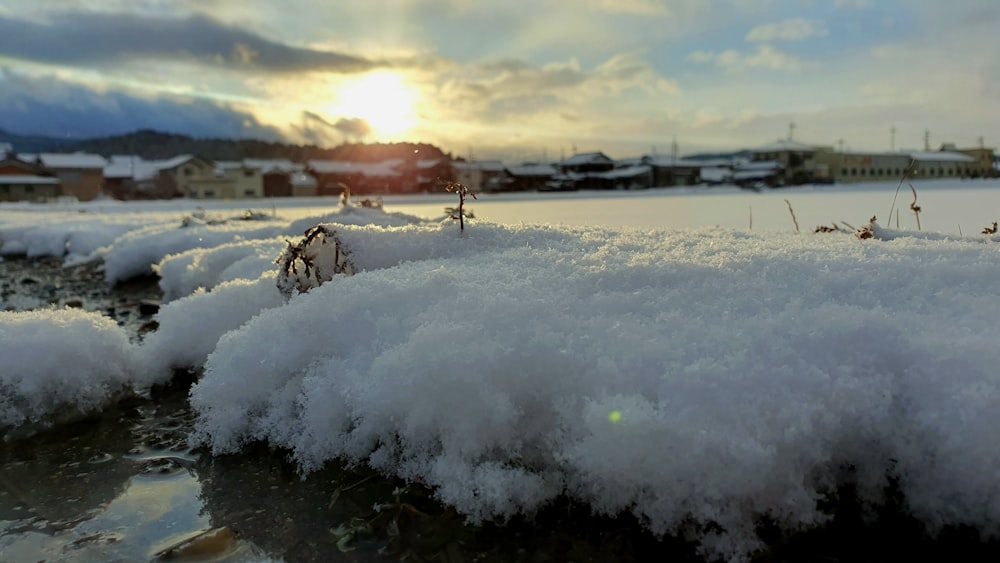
[0,12,373,73]
[0,69,284,140]
[745,18,828,42]
[686,45,807,72]
[437,53,678,123]
[296,112,372,144]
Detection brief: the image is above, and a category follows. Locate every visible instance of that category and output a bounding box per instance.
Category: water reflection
[0,385,264,562]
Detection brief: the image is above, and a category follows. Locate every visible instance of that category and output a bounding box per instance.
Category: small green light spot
[608,410,622,424]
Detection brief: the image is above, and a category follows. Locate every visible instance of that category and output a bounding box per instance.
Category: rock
[64,300,84,308]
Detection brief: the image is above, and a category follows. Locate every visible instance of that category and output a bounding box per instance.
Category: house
[27,153,107,201]
[597,165,653,190]
[507,163,559,191]
[308,159,406,195]
[750,140,833,185]
[185,160,266,199]
[561,152,615,175]
[153,155,216,198]
[642,156,705,186]
[412,158,454,192]
[243,159,303,197]
[0,154,61,202]
[450,160,510,193]
[290,172,318,197]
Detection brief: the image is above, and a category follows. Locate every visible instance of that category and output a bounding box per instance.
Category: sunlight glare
[328,72,419,138]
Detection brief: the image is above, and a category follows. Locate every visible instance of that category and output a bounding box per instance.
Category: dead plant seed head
[982,222,998,235]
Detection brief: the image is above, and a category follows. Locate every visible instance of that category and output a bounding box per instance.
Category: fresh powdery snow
[3,188,1000,560]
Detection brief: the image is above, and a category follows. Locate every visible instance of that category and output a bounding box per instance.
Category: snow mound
[0,309,139,431]
[188,223,1000,559]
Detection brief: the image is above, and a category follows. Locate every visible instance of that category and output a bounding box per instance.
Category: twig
[958,224,963,237]
[784,199,800,234]
[888,160,917,221]
[909,184,922,231]
[748,204,753,231]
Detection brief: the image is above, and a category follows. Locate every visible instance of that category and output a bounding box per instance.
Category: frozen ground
[3,180,1000,560]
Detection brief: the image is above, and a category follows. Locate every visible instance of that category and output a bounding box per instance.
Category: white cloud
[745,18,828,42]
[686,45,808,72]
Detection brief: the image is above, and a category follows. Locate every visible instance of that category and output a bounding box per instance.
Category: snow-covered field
[3,180,1000,560]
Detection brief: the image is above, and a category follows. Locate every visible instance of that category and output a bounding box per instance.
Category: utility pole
[924,130,930,152]
[890,126,896,152]
[671,135,679,161]
[837,139,844,152]
[788,121,796,141]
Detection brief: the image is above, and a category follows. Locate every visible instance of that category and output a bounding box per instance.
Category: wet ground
[3,257,1000,562]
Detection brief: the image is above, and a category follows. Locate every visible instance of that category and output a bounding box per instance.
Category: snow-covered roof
[416,159,442,169]
[598,164,651,179]
[0,175,60,185]
[152,155,197,171]
[451,160,508,173]
[644,155,710,168]
[909,151,976,163]
[699,167,732,183]
[244,159,301,173]
[37,153,107,170]
[309,159,403,177]
[739,160,783,171]
[563,152,614,166]
[507,164,559,177]
[752,139,820,153]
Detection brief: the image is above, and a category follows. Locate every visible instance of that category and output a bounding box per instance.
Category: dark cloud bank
[0,11,372,73]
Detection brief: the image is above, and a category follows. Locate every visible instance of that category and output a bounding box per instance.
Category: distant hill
[0,128,82,153]
[0,128,455,163]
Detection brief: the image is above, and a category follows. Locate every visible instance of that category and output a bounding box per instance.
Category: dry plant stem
[749,204,753,231]
[784,199,800,233]
[909,184,922,231]
[888,160,917,221]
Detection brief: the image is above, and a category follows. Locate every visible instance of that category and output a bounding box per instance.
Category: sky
[5,191,1000,560]
[0,0,998,160]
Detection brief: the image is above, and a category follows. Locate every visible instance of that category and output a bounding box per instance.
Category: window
[877,169,884,176]
[851,168,857,176]
[244,169,254,177]
[860,169,867,176]
[245,189,256,196]
[184,167,193,177]
[841,168,848,176]
[947,168,953,176]
[25,185,34,192]
[203,190,215,198]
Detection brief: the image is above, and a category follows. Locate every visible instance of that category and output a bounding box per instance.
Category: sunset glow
[327,72,419,139]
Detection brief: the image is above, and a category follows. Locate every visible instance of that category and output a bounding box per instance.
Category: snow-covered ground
[3,180,1000,560]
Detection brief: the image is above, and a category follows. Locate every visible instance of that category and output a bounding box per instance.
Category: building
[27,153,107,201]
[185,160,265,199]
[0,154,61,202]
[451,160,509,193]
[506,163,559,191]
[307,159,407,195]
[561,152,615,175]
[750,140,834,184]
[152,155,216,198]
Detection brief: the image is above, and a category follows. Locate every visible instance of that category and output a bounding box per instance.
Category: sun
[328,72,419,139]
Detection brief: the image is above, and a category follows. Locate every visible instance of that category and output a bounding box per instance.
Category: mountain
[0,128,82,153]
[0,129,454,163]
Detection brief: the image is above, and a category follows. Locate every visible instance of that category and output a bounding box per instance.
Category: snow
[3,182,1000,559]
[0,309,138,428]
